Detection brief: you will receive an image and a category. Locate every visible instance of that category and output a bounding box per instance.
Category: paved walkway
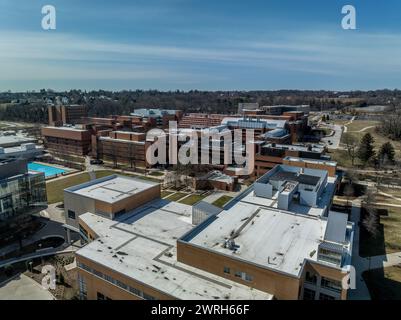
[0,274,55,300]
[348,200,371,300]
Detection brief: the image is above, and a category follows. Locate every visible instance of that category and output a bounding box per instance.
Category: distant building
[179,113,227,129]
[92,131,151,168]
[131,109,183,129]
[254,143,329,177]
[261,105,310,115]
[41,126,92,156]
[0,134,37,148]
[48,105,88,126]
[238,102,259,114]
[192,170,237,191]
[282,156,337,178]
[0,143,44,161]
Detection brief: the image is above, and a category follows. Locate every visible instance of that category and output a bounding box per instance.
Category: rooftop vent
[224,239,237,250]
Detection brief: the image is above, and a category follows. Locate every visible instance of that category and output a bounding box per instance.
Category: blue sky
[1,0,401,91]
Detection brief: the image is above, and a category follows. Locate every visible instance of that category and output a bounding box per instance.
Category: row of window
[78,274,87,300]
[303,288,336,300]
[78,262,156,300]
[223,267,254,282]
[305,272,342,292]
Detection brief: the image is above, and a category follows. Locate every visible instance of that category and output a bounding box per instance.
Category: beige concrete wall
[94,184,161,216]
[177,241,301,300]
[64,191,96,229]
[77,255,175,300]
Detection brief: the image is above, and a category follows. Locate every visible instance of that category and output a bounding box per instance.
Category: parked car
[90,159,104,165]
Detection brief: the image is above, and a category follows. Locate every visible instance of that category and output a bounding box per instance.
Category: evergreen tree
[378,142,395,165]
[357,133,375,164]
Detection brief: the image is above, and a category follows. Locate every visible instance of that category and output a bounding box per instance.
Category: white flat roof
[99,136,145,145]
[77,199,272,300]
[0,135,36,146]
[284,156,337,167]
[189,202,327,277]
[240,176,337,218]
[44,126,88,132]
[66,175,158,203]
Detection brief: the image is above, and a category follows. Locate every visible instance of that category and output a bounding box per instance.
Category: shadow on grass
[359,207,387,258]
[363,266,401,300]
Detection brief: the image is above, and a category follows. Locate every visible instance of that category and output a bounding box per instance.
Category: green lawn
[161,191,173,198]
[165,192,188,202]
[148,171,164,177]
[46,173,91,204]
[363,265,401,300]
[212,195,234,208]
[179,194,206,205]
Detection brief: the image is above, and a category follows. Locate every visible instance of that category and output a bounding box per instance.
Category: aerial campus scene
[0,0,401,311]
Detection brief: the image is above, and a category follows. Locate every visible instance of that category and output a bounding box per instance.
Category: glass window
[129,286,142,297]
[319,293,335,300]
[116,280,128,290]
[305,271,317,284]
[104,274,114,284]
[68,210,76,219]
[321,277,342,292]
[245,273,254,282]
[223,267,230,274]
[78,275,87,300]
[303,288,316,300]
[93,270,103,278]
[143,293,156,300]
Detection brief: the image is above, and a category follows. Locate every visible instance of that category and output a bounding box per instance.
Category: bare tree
[343,132,358,166]
[362,189,379,238]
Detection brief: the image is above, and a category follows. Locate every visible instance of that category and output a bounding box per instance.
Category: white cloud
[0,29,401,85]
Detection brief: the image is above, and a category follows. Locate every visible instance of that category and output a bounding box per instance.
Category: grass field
[179,194,206,205]
[212,195,233,208]
[363,265,401,300]
[345,120,381,132]
[341,120,401,158]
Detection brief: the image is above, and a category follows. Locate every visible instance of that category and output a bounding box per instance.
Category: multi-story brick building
[41,126,92,156]
[254,143,329,178]
[91,131,150,168]
[48,105,88,126]
[131,109,183,129]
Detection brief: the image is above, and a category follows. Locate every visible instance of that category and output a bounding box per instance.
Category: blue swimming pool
[28,162,68,178]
